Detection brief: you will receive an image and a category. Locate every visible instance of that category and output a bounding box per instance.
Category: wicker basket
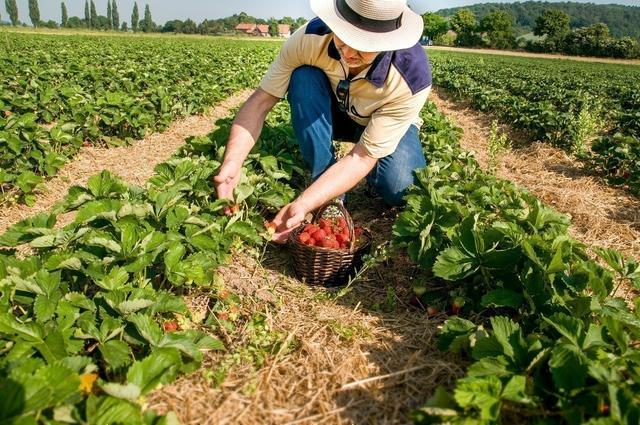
[288,202,372,287]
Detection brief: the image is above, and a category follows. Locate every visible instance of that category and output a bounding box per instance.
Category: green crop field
[0,32,279,204]
[428,49,640,194]
[1,32,639,424]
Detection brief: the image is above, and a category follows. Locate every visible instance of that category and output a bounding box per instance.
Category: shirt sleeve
[358,85,431,159]
[259,24,315,99]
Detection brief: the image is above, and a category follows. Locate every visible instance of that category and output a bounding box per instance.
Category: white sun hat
[310,0,424,52]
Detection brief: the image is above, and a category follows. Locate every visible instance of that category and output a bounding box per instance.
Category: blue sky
[10,0,639,25]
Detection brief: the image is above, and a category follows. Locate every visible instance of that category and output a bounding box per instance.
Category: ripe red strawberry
[318,218,331,229]
[162,320,179,332]
[318,238,331,248]
[312,229,326,240]
[299,232,311,243]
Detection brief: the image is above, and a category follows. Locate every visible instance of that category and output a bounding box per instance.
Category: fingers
[214,160,237,182]
[271,228,292,244]
[270,202,309,243]
[213,161,239,210]
[285,209,305,229]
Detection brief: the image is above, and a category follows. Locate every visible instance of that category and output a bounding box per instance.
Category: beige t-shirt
[260,18,432,158]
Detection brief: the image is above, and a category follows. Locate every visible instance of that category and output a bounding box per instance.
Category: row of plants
[0,34,280,204]
[0,102,304,423]
[393,102,640,424]
[428,50,640,195]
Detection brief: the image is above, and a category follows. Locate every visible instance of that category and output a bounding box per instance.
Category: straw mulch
[147,193,463,425]
[430,88,640,263]
[0,90,253,234]
[428,46,640,66]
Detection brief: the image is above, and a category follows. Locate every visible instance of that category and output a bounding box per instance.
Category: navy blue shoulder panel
[305,17,332,35]
[391,44,432,95]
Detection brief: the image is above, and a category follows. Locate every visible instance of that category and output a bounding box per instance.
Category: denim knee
[367,125,426,206]
[375,168,418,206]
[287,66,329,104]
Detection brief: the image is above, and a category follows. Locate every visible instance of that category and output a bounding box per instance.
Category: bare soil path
[0,90,252,234]
[430,88,640,261]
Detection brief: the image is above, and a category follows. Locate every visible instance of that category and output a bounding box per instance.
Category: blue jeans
[286,66,426,206]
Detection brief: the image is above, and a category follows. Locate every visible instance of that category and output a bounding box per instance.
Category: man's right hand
[213,160,240,214]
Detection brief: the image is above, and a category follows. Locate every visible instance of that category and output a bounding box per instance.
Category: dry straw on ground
[428,46,640,66]
[0,90,253,234]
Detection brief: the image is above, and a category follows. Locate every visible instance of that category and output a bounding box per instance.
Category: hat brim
[310,0,424,52]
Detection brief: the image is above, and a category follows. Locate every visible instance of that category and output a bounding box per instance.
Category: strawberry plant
[0,34,281,203]
[394,102,640,424]
[0,100,304,421]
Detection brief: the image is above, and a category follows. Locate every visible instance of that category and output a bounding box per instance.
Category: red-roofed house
[278,24,291,38]
[256,24,270,36]
[234,23,270,37]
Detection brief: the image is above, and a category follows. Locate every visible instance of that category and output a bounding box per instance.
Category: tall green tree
[480,11,516,49]
[268,18,278,37]
[422,12,449,42]
[5,0,19,25]
[131,2,138,32]
[106,0,112,29]
[450,8,480,46]
[28,0,40,27]
[112,0,119,30]
[533,8,570,51]
[534,8,570,38]
[61,2,67,27]
[84,0,89,26]
[563,22,611,56]
[90,0,97,28]
[142,4,152,32]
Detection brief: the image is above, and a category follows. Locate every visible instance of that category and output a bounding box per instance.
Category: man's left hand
[271,199,310,244]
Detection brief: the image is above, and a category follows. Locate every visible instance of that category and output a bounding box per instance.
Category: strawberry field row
[428,50,640,195]
[0,102,303,423]
[394,102,640,424]
[0,33,280,205]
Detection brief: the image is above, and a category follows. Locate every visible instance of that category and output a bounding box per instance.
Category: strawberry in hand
[270,199,310,244]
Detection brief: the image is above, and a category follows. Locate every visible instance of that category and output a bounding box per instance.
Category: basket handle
[312,201,356,251]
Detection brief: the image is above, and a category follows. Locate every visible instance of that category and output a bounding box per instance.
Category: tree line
[437,1,640,40]
[1,1,305,36]
[422,8,640,59]
[2,0,143,31]
[161,13,307,36]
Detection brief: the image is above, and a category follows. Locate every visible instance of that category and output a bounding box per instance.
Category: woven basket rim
[287,201,371,253]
